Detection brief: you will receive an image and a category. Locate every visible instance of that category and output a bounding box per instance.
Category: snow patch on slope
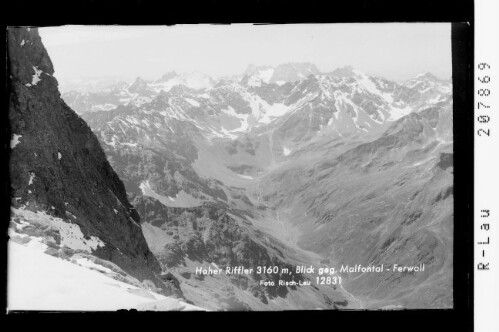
[388,105,412,121]
[11,134,22,149]
[259,68,274,83]
[220,106,251,133]
[12,208,105,253]
[260,103,290,124]
[28,172,35,185]
[91,103,116,112]
[185,98,200,107]
[140,180,201,208]
[7,241,203,311]
[30,66,43,86]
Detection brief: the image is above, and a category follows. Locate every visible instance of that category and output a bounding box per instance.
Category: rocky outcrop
[7,27,182,298]
[134,197,305,304]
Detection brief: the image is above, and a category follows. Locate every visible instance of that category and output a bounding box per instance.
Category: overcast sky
[39,23,451,83]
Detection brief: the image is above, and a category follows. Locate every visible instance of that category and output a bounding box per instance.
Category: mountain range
[8,27,453,310]
[78,61,453,309]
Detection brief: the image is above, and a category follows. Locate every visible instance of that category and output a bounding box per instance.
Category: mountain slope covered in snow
[8,240,202,311]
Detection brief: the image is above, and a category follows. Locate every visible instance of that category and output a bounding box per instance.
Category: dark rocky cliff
[7,27,182,297]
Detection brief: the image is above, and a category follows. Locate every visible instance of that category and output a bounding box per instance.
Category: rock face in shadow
[7,27,182,298]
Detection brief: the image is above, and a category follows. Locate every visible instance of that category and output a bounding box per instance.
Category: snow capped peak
[327,65,365,79]
[276,62,319,73]
[409,72,449,85]
[414,72,439,80]
[243,62,320,84]
[271,62,320,83]
[243,65,274,84]
[67,62,452,143]
[246,75,264,87]
[180,71,214,90]
[150,71,213,92]
[244,64,273,75]
[403,71,451,94]
[129,77,148,89]
[167,84,193,96]
[133,76,147,84]
[157,71,178,82]
[128,77,155,97]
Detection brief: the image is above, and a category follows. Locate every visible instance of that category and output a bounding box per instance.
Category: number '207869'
[477,62,491,137]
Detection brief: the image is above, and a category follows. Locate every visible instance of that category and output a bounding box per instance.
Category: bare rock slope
[7,27,182,298]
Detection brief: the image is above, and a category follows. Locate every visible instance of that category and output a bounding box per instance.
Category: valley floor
[252,208,365,309]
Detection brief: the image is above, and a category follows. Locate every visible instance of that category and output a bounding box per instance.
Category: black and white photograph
[7,23,456,311]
